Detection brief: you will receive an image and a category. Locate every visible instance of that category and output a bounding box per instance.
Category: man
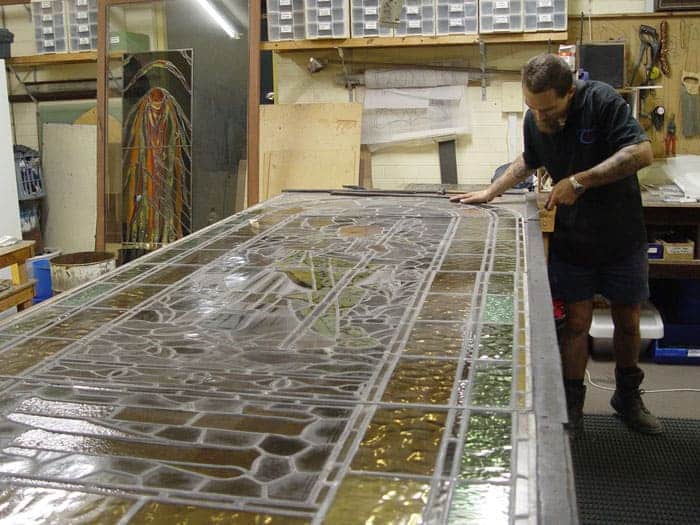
[451,53,662,438]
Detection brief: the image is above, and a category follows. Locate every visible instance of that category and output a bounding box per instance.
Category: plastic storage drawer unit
[67,0,98,51]
[351,0,393,37]
[267,0,306,41]
[305,0,349,39]
[31,0,67,54]
[436,0,478,35]
[524,0,566,32]
[396,0,435,36]
[479,0,523,33]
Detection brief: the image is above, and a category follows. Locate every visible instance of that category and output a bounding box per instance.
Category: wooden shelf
[261,31,569,51]
[649,259,700,279]
[7,51,124,68]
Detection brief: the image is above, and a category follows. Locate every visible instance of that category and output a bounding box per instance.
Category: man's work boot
[610,366,664,434]
[564,379,586,440]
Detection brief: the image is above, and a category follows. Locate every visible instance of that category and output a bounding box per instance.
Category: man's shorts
[548,246,650,305]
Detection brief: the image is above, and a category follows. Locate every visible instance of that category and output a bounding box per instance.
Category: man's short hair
[522,53,573,97]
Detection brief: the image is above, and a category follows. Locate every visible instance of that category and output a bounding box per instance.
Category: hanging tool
[659,20,670,76]
[630,25,660,86]
[651,105,665,131]
[665,113,677,156]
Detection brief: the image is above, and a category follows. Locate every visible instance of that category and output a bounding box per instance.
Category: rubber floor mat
[570,415,700,525]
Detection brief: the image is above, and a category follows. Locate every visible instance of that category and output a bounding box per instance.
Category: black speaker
[578,43,626,88]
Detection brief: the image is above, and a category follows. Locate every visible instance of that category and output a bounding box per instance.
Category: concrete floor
[584,351,700,419]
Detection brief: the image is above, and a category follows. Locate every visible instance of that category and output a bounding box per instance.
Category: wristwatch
[569,175,586,195]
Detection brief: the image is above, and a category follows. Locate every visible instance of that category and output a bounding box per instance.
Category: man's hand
[449,189,493,204]
[545,177,580,210]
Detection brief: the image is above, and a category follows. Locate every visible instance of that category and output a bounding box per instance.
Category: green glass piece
[130,501,309,524]
[483,295,514,324]
[448,483,510,524]
[381,359,458,405]
[324,475,430,525]
[471,365,513,407]
[0,486,131,524]
[449,240,486,254]
[0,338,72,375]
[351,408,446,475]
[115,407,193,425]
[55,283,117,307]
[403,321,465,357]
[0,306,73,335]
[431,272,477,294]
[492,256,517,272]
[493,241,517,256]
[418,294,471,321]
[487,274,515,295]
[40,309,124,339]
[478,324,513,360]
[460,412,512,481]
[92,286,164,310]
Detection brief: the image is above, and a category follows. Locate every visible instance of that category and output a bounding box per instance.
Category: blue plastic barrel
[33,259,53,303]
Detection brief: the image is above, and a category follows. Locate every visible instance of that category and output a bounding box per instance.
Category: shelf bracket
[480,41,487,101]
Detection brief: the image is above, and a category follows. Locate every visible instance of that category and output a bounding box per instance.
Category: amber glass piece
[177,250,227,265]
[0,338,72,375]
[0,486,131,524]
[382,359,457,405]
[140,265,196,285]
[324,474,430,524]
[418,294,471,321]
[430,272,477,294]
[104,264,154,283]
[144,248,185,263]
[39,309,124,339]
[194,414,307,436]
[14,428,259,468]
[403,322,465,357]
[93,286,164,310]
[115,407,193,425]
[351,408,446,475]
[131,501,309,524]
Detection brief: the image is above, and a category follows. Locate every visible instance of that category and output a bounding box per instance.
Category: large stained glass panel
[0,192,571,523]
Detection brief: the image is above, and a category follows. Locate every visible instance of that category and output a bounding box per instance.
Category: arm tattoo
[581,143,652,188]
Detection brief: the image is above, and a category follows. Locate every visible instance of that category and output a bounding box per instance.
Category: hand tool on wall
[630,25,660,86]
[659,20,670,76]
[681,71,700,137]
[664,114,677,156]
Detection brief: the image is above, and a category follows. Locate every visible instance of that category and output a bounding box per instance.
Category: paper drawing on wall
[122,50,192,246]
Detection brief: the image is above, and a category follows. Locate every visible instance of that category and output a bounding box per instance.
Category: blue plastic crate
[652,324,700,365]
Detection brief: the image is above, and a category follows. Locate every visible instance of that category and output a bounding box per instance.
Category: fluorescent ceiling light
[195,0,239,39]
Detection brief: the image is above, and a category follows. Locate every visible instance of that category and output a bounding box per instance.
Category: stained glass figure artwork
[0,192,569,523]
[122,50,193,249]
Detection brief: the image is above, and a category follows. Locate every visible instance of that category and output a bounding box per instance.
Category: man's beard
[534,116,567,134]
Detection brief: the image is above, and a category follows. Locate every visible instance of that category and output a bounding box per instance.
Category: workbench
[0,192,575,524]
[0,240,36,313]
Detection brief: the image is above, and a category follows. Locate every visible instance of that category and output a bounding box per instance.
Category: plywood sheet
[259,103,362,199]
[42,123,97,254]
[262,150,359,199]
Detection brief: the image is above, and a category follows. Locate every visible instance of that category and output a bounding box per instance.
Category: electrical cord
[586,369,700,394]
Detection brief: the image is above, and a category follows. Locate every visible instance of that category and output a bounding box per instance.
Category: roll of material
[364,69,470,89]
